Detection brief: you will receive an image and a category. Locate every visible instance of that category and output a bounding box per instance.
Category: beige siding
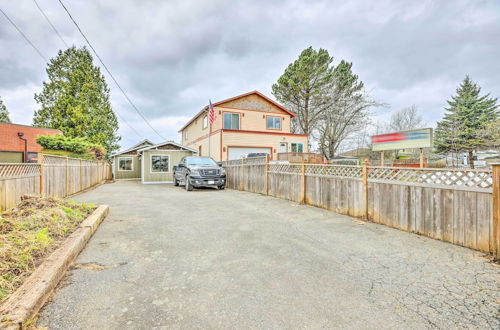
[114,155,141,179]
[180,93,307,162]
[181,110,210,146]
[142,150,194,183]
[217,107,291,132]
[222,131,308,161]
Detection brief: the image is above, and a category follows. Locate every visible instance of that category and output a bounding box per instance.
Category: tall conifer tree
[33,46,120,154]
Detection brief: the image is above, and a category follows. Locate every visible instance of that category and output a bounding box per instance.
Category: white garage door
[227,147,271,160]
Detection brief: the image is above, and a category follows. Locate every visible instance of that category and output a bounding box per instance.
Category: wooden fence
[224,157,500,258]
[0,154,112,211]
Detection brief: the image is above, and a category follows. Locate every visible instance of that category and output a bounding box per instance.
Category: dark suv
[173,156,226,191]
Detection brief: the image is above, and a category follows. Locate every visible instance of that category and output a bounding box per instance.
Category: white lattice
[368,167,493,189]
[269,163,302,174]
[0,163,41,178]
[305,165,362,178]
[223,156,267,167]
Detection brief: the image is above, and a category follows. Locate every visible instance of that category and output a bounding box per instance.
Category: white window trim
[223,112,240,130]
[202,115,208,129]
[117,157,134,171]
[291,143,304,152]
[150,154,170,173]
[266,116,281,129]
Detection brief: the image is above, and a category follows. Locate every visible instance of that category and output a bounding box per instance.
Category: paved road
[38,181,499,329]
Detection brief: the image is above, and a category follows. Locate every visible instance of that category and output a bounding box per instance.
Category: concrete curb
[0,205,109,329]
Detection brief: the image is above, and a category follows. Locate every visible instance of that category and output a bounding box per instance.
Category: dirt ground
[38,181,499,329]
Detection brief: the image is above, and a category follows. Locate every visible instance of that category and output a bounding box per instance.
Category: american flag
[208,100,216,124]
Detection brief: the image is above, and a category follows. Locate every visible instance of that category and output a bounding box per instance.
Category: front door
[279,142,287,153]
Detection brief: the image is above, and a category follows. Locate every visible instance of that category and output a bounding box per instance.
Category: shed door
[227,147,271,160]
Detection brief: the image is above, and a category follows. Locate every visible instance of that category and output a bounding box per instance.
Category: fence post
[39,154,44,196]
[265,155,269,195]
[79,158,83,191]
[362,159,369,220]
[300,163,306,204]
[65,157,69,197]
[492,163,500,260]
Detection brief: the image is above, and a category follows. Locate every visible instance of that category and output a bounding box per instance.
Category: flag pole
[208,101,211,158]
[208,112,211,158]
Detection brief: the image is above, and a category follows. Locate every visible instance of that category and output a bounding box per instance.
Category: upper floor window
[223,112,240,130]
[184,130,188,140]
[202,115,208,129]
[266,116,281,130]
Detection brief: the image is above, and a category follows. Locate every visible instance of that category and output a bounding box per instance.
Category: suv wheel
[218,185,225,190]
[173,176,179,186]
[185,176,193,191]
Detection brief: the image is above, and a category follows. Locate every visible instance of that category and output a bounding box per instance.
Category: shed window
[291,143,304,153]
[266,116,281,129]
[223,113,240,130]
[151,155,169,173]
[118,157,133,171]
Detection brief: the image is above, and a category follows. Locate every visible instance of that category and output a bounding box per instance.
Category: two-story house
[179,91,309,161]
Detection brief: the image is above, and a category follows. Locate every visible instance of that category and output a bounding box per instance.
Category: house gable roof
[138,140,197,153]
[178,91,294,132]
[112,139,155,156]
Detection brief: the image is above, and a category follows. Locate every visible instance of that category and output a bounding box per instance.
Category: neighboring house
[178,91,309,161]
[112,140,196,184]
[112,139,154,180]
[0,123,62,163]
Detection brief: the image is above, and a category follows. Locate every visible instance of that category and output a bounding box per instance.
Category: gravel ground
[38,181,499,329]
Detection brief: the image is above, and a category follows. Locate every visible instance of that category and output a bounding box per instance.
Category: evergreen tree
[0,96,11,123]
[33,46,120,154]
[272,47,334,136]
[435,76,498,168]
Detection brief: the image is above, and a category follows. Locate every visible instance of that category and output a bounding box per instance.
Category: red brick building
[0,123,62,163]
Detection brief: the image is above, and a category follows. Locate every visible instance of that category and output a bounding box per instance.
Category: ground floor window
[151,155,169,173]
[291,143,304,153]
[118,157,133,171]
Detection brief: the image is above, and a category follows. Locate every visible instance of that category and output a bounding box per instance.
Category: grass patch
[0,195,95,303]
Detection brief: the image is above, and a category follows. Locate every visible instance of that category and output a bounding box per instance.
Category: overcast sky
[1,0,499,149]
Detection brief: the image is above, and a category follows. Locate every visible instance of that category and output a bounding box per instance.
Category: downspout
[17,132,28,163]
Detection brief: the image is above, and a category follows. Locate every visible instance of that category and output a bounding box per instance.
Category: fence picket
[223,158,496,255]
[0,155,112,211]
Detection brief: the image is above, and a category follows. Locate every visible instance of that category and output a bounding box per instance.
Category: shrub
[37,135,106,160]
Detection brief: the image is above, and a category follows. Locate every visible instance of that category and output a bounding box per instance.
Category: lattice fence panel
[368,167,493,189]
[269,163,302,174]
[305,165,363,178]
[223,156,267,167]
[0,163,41,178]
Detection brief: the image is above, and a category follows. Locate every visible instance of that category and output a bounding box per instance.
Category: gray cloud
[0,0,498,149]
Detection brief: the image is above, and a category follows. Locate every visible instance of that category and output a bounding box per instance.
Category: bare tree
[387,105,426,132]
[315,61,381,160]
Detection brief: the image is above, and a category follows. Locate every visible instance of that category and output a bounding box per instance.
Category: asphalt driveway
[38,181,499,329]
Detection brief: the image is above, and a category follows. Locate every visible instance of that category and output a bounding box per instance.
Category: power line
[32,0,69,48]
[31,1,142,139]
[0,7,47,62]
[57,0,166,140]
